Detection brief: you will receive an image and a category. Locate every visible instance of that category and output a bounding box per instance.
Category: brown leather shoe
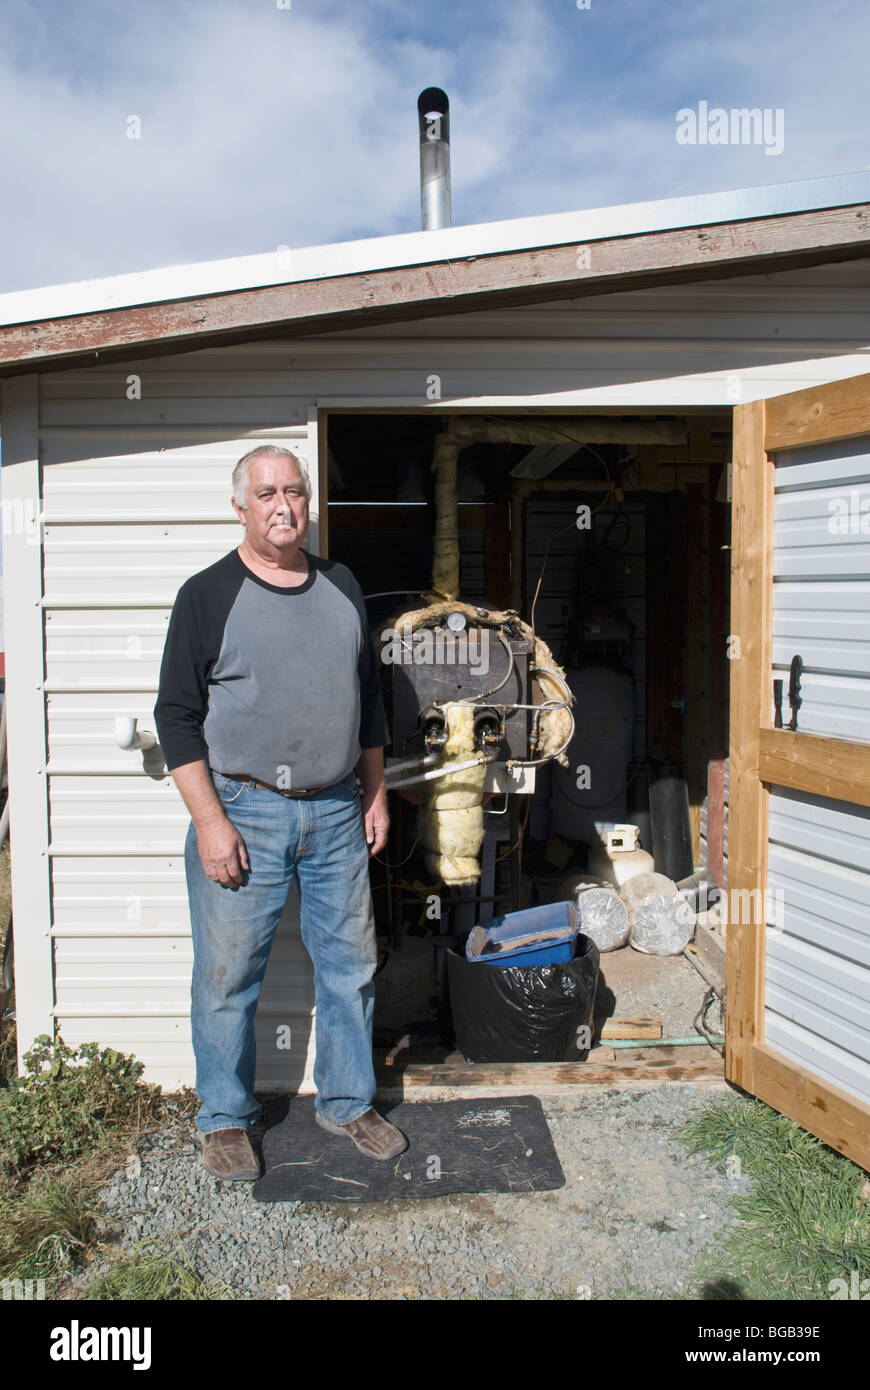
[199,1127,261,1181]
[315,1107,408,1160]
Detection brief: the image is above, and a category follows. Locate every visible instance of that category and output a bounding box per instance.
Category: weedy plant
[0,1034,164,1179]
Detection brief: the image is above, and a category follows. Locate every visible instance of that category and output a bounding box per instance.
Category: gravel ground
[595,947,717,1041]
[76,1081,752,1300]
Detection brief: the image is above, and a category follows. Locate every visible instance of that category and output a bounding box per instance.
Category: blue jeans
[185,769,378,1134]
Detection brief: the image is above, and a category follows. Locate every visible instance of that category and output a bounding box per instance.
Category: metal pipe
[418,87,451,230]
[388,751,495,791]
[507,698,576,770]
[530,664,572,703]
[676,870,722,912]
[384,751,441,780]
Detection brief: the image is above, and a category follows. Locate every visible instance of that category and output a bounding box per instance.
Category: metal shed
[1,171,869,1168]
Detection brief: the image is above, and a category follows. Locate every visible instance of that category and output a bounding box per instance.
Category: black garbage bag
[445,934,600,1063]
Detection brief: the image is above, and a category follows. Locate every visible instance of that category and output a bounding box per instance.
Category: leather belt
[220,773,323,799]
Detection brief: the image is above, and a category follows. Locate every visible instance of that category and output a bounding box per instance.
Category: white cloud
[0,0,867,292]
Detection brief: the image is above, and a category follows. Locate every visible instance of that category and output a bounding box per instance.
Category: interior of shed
[324,410,734,1071]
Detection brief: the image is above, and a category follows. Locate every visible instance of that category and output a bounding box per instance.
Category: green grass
[84,1245,231,1301]
[0,1168,100,1287]
[674,1094,870,1301]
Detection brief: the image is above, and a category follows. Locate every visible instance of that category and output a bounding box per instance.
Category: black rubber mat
[251,1094,564,1203]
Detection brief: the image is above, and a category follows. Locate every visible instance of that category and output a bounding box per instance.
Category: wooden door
[728,374,870,1170]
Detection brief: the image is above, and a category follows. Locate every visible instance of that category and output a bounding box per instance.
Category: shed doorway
[323,409,733,1090]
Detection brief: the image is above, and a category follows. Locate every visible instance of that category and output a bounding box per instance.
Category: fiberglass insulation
[419,703,487,885]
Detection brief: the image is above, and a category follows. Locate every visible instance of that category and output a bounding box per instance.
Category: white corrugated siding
[765,788,870,1104]
[771,434,870,740]
[41,428,321,1090]
[764,421,870,1106]
[22,255,870,1088]
[699,759,729,889]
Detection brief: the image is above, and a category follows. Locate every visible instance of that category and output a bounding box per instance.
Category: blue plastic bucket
[465,901,579,966]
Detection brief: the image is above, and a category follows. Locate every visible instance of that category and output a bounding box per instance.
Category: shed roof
[2,170,870,377]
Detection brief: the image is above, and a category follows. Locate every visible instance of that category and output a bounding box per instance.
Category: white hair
[232,445,312,508]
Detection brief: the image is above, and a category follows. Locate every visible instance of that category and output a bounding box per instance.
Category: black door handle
[786,655,803,731]
[773,679,784,729]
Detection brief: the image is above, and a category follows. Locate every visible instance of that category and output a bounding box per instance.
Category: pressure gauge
[446,610,467,633]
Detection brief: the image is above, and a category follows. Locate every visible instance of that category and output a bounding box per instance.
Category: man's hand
[356,747,389,857]
[361,785,389,857]
[196,812,250,886]
[168,760,250,886]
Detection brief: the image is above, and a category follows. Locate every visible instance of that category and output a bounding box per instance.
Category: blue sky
[1,0,868,293]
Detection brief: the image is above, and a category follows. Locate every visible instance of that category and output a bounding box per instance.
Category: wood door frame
[727,375,870,1171]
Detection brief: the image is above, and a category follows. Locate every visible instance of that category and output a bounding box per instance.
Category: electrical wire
[693,984,726,1057]
[495,798,530,864]
[529,518,578,644]
[372,838,420,869]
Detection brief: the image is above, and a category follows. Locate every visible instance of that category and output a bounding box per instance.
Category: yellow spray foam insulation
[420,702,486,885]
[430,434,461,602]
[376,598,575,771]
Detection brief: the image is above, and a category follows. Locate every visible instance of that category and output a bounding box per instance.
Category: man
[154,444,406,1180]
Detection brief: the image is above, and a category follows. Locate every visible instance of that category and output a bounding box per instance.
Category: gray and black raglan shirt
[154,549,389,790]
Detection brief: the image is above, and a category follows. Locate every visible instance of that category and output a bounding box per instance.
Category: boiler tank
[550,663,634,842]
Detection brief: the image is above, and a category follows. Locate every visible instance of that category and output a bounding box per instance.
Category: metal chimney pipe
[418,87,451,229]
